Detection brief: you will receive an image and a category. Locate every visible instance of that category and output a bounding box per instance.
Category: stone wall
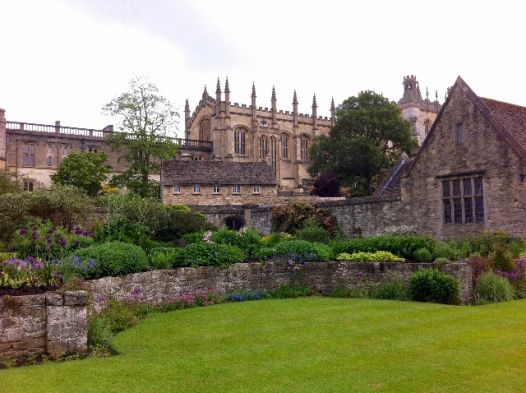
[88,262,473,306]
[0,291,88,363]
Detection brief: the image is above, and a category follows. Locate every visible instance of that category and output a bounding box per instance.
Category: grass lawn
[2,298,526,392]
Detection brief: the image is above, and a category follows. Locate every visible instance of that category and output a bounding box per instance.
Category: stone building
[183,78,334,191]
[161,161,277,206]
[399,76,526,239]
[398,75,441,145]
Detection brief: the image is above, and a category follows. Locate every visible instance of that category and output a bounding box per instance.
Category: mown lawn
[2,298,526,393]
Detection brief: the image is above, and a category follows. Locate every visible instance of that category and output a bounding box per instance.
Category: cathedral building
[182,78,334,191]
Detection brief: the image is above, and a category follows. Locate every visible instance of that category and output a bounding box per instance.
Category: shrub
[68,241,148,278]
[261,232,294,246]
[409,268,460,305]
[372,276,409,300]
[433,257,450,265]
[432,241,457,260]
[311,171,341,197]
[210,228,263,261]
[0,186,95,243]
[88,299,139,353]
[336,251,404,262]
[271,201,340,237]
[181,231,205,245]
[467,255,492,284]
[269,284,312,299]
[95,216,151,245]
[270,240,334,262]
[491,248,515,272]
[296,223,330,244]
[475,272,515,304]
[330,234,435,259]
[172,242,245,267]
[148,247,179,269]
[413,247,433,262]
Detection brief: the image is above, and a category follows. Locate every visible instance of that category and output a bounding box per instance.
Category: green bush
[148,247,179,269]
[336,251,404,262]
[68,241,148,278]
[330,235,435,259]
[475,272,515,304]
[409,268,460,305]
[211,228,263,261]
[0,186,95,243]
[181,231,205,245]
[261,232,294,246]
[413,247,433,262]
[491,248,515,272]
[172,242,245,267]
[270,240,334,262]
[88,299,139,353]
[433,257,450,265]
[269,284,312,299]
[372,276,409,300]
[296,223,330,244]
[95,216,152,248]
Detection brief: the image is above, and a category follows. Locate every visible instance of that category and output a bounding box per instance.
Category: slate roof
[162,160,277,185]
[373,154,412,198]
[479,97,526,155]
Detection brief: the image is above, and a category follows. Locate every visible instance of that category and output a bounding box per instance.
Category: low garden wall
[1,262,473,363]
[88,261,473,306]
[0,291,88,363]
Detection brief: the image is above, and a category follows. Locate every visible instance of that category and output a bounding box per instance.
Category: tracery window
[234,128,246,155]
[270,136,278,173]
[199,118,211,141]
[300,136,310,161]
[259,136,269,160]
[280,134,289,159]
[442,175,484,224]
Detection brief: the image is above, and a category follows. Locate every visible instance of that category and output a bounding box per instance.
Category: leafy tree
[311,171,341,197]
[309,91,414,196]
[0,169,21,195]
[51,152,110,196]
[103,77,179,198]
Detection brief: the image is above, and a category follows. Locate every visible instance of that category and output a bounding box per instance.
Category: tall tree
[309,91,414,196]
[51,152,110,196]
[103,77,179,198]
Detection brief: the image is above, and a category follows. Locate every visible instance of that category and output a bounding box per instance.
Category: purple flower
[47,227,55,234]
[87,260,96,269]
[74,226,83,235]
[46,237,53,245]
[94,295,106,303]
[31,230,38,241]
[19,228,28,235]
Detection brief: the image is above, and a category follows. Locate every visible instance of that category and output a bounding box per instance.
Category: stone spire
[271,86,277,125]
[312,94,318,129]
[292,90,298,128]
[251,82,257,126]
[215,78,222,99]
[426,87,429,101]
[184,99,190,136]
[330,97,336,127]
[224,77,230,117]
[202,85,208,100]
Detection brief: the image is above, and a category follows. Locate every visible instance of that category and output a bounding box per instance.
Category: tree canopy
[51,152,110,196]
[103,77,179,198]
[309,91,414,196]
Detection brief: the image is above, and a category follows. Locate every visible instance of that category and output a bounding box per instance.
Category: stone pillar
[0,108,6,169]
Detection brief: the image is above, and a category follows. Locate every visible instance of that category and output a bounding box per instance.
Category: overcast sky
[1,0,525,136]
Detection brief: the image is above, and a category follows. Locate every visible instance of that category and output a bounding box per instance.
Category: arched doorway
[224,215,245,231]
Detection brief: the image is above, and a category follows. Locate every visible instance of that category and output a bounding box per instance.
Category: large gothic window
[442,175,484,224]
[234,128,246,155]
[23,143,36,167]
[300,136,310,161]
[270,136,277,173]
[198,118,211,141]
[280,134,289,159]
[259,135,268,160]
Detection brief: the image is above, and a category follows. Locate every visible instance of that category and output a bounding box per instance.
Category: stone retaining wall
[88,262,473,306]
[0,291,88,363]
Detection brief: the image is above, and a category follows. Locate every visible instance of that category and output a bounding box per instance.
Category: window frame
[253,185,261,194]
[173,184,181,194]
[280,134,289,159]
[234,128,246,155]
[232,184,241,194]
[441,174,484,225]
[192,184,201,194]
[212,185,221,194]
[23,143,36,167]
[300,135,310,161]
